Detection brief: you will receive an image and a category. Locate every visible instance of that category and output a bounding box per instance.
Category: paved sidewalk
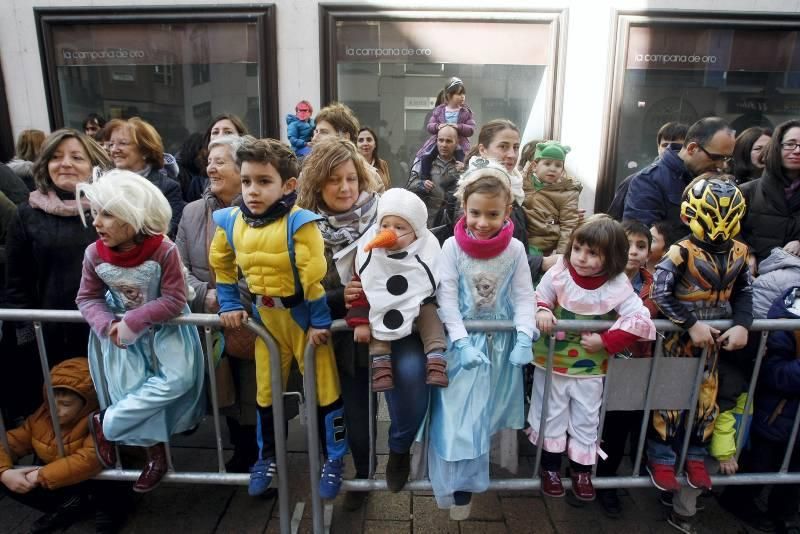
[0,412,763,534]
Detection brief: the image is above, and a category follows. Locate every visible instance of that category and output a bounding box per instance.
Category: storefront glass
[612,22,800,190]
[327,14,562,185]
[38,9,276,153]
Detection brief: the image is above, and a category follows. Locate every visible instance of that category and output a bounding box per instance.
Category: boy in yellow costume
[209,137,345,500]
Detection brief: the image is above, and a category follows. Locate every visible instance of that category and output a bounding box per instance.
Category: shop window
[321,7,566,186]
[35,6,278,153]
[598,12,800,210]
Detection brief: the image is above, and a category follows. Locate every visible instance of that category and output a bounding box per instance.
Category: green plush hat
[534,140,570,162]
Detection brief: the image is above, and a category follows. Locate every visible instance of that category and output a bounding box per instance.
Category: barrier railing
[2,310,800,534]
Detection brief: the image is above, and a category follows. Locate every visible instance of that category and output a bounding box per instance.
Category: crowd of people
[0,73,799,534]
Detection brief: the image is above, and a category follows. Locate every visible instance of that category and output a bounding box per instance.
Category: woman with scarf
[2,129,111,417]
[298,138,430,509]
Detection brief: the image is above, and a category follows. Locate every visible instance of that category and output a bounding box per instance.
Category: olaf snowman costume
[352,188,442,342]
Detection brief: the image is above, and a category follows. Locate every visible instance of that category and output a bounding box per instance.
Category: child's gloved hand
[454,338,490,370]
[509,333,533,367]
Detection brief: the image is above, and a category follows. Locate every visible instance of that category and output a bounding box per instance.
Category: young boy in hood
[0,357,119,533]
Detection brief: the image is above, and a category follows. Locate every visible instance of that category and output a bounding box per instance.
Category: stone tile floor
[0,413,764,534]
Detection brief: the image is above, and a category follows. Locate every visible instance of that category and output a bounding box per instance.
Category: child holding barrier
[209,137,347,501]
[647,174,752,495]
[75,170,205,494]
[426,158,538,520]
[529,214,655,502]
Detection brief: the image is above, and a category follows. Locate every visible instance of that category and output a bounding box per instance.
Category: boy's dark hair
[685,117,733,147]
[53,387,85,404]
[315,102,360,141]
[83,113,107,130]
[652,219,686,249]
[656,121,688,145]
[236,136,299,182]
[622,220,652,249]
[564,214,629,278]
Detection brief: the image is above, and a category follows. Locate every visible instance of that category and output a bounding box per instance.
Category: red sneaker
[540,470,565,497]
[647,462,680,492]
[685,459,712,491]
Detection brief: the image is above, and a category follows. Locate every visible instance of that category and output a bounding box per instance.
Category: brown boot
[371,357,394,392]
[425,356,449,387]
[88,411,116,468]
[133,443,169,493]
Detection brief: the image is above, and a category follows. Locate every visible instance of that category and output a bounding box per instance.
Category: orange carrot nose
[364,229,398,252]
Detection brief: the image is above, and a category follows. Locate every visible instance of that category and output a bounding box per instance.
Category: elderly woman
[741,119,800,264]
[175,134,259,473]
[105,117,185,236]
[298,138,429,509]
[3,129,111,370]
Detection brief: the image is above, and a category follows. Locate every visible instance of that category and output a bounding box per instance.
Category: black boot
[386,450,410,493]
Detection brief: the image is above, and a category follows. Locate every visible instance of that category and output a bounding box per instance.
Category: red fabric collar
[95,234,164,267]
[453,216,514,259]
[566,261,608,290]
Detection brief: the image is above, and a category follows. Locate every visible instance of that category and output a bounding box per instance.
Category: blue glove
[508,332,533,367]
[454,338,490,370]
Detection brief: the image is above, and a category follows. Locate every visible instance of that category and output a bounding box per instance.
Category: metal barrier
[3,310,800,534]
[300,318,800,533]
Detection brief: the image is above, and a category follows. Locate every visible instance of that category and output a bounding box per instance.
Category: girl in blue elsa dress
[76,170,204,493]
[428,158,538,520]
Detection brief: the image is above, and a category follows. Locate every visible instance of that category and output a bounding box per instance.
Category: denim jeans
[647,437,707,465]
[384,334,430,453]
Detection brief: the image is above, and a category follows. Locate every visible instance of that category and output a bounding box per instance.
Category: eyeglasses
[698,145,732,164]
[107,140,131,148]
[781,141,800,152]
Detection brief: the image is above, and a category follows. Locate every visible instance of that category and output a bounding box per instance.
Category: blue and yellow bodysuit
[209,204,346,467]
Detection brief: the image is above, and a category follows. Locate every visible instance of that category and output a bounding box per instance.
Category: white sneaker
[449,502,472,521]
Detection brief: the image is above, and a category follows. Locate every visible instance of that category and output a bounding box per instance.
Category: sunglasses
[698,144,732,164]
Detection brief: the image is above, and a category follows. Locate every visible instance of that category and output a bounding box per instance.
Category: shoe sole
[88,414,116,469]
[646,465,679,493]
[666,516,695,534]
[685,478,711,491]
[571,490,596,502]
[132,476,165,494]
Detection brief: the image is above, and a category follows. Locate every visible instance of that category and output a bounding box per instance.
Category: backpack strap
[212,206,241,252]
[286,208,323,298]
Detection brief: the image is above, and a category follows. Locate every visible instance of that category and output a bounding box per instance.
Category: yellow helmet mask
[680,176,746,244]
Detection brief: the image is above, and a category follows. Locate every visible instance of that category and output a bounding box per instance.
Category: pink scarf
[28,190,91,217]
[453,216,514,259]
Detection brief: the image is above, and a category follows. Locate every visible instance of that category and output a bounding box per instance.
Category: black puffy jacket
[740,171,800,262]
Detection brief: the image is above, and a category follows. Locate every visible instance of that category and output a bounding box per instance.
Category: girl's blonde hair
[76,169,172,236]
[297,138,376,213]
[563,214,629,278]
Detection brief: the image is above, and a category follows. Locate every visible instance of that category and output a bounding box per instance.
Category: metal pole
[303,342,324,534]
[33,322,65,458]
[250,320,291,534]
[203,326,226,473]
[781,400,800,473]
[676,348,708,475]
[593,368,612,477]
[632,336,664,476]
[368,357,376,479]
[736,331,768,462]
[533,335,557,477]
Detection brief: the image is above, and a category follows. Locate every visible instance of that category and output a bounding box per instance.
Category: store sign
[53,23,258,66]
[336,20,550,65]
[626,26,798,72]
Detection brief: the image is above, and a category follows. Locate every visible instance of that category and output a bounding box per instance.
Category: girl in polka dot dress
[528,214,655,502]
[426,158,538,520]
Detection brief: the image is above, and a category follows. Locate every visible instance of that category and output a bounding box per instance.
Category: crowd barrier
[2,309,800,534]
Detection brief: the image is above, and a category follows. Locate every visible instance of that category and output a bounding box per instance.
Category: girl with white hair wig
[76,169,172,237]
[76,168,205,494]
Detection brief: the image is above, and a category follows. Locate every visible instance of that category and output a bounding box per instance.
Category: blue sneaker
[318,458,344,500]
[248,458,277,497]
